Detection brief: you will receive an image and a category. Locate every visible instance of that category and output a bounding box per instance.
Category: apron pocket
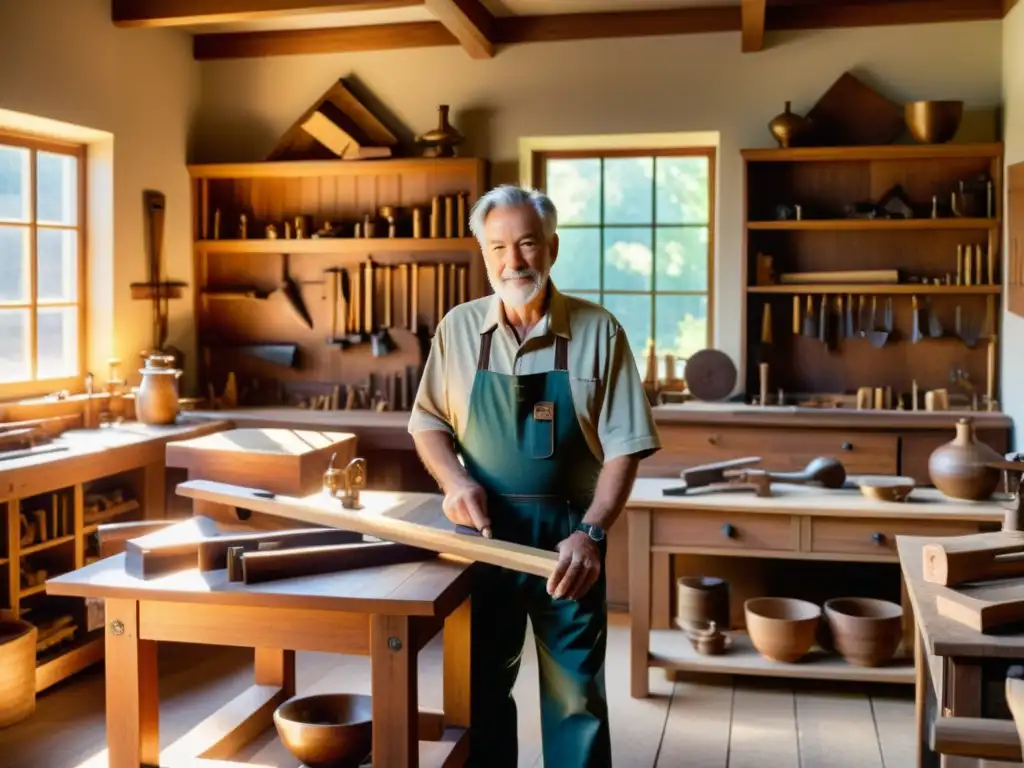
[518,405,554,459]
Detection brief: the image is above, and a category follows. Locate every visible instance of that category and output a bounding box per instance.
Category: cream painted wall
[0,0,199,391]
[194,21,1003,385]
[1003,6,1024,450]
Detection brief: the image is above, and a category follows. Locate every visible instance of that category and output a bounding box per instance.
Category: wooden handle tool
[364,258,375,332]
[792,296,800,335]
[410,263,419,332]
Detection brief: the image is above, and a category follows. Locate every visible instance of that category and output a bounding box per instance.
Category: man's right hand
[442,480,492,538]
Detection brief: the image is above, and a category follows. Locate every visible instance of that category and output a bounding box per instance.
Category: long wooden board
[176,479,560,578]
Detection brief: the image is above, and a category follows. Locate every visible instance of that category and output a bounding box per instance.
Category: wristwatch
[576,522,606,542]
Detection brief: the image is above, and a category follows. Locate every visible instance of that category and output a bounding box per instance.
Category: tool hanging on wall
[367,258,396,357]
[280,253,314,330]
[325,267,351,348]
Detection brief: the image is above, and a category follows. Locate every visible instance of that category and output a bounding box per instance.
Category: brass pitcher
[136,354,181,425]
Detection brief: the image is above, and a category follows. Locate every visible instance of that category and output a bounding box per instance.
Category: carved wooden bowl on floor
[744,597,821,663]
[824,597,903,667]
[273,693,373,768]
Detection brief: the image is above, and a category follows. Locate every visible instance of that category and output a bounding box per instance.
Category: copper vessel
[928,417,1002,500]
[905,100,963,144]
[417,105,464,158]
[768,101,813,148]
[135,354,181,425]
[274,693,373,768]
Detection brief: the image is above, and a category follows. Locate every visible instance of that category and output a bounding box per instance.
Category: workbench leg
[372,614,418,767]
[255,648,295,697]
[443,596,471,729]
[629,509,651,699]
[105,598,159,768]
[942,660,983,768]
[142,461,166,520]
[651,552,671,630]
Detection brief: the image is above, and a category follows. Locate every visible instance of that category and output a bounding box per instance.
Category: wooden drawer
[807,517,981,558]
[647,426,898,476]
[652,510,798,552]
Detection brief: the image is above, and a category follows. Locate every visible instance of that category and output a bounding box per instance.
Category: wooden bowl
[273,693,373,768]
[744,597,821,663]
[824,597,903,667]
[0,620,37,729]
[905,100,963,144]
[857,475,916,502]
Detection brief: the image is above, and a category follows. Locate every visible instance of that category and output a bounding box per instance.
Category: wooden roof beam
[741,0,766,52]
[423,0,494,58]
[111,0,422,28]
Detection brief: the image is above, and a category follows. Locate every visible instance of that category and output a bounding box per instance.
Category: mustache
[500,268,540,280]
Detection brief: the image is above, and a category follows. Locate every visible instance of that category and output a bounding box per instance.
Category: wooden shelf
[649,628,913,684]
[82,499,140,535]
[36,633,103,694]
[187,156,483,179]
[196,237,479,254]
[741,144,1003,162]
[747,218,997,231]
[749,284,1001,295]
[21,534,75,556]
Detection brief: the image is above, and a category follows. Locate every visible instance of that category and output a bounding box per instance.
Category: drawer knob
[708,434,719,445]
[721,523,736,539]
[841,442,853,451]
[871,532,886,545]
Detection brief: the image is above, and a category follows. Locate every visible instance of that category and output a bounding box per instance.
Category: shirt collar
[479,280,572,340]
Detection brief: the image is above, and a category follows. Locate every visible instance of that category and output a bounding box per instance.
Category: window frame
[0,128,87,400]
[530,145,717,368]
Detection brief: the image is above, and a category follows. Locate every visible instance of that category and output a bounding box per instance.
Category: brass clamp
[323,453,367,509]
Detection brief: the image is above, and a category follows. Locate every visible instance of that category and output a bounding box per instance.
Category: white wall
[1004,6,1024,450]
[193,21,1003,382]
[0,0,199,390]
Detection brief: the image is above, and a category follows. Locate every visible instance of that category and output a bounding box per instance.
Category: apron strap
[476,329,569,371]
[554,336,568,371]
[477,329,494,371]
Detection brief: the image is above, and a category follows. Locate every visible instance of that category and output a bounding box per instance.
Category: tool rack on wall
[188,157,489,412]
[742,143,1003,412]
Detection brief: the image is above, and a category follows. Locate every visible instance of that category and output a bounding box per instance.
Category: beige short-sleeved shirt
[408,282,661,464]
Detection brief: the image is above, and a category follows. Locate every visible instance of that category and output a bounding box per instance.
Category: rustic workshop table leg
[629,508,652,698]
[651,552,671,630]
[942,659,984,768]
[105,598,159,768]
[443,597,471,729]
[142,461,166,520]
[255,648,296,696]
[372,614,418,767]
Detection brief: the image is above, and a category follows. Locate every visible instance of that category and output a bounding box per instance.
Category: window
[534,148,714,375]
[0,131,84,394]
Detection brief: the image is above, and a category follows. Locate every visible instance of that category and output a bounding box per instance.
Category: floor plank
[728,685,800,768]
[871,694,917,768]
[656,679,732,768]
[797,689,884,768]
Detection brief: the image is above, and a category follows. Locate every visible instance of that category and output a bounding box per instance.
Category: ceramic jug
[136,354,181,425]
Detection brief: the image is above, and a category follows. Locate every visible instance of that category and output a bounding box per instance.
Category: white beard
[488,266,548,307]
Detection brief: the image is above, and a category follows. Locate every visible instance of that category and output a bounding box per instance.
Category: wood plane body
[197,527,364,571]
[923,531,1024,586]
[176,479,561,578]
[240,540,436,584]
[934,574,1024,634]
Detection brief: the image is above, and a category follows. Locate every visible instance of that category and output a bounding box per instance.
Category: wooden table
[898,535,1024,768]
[46,524,474,768]
[627,478,1008,698]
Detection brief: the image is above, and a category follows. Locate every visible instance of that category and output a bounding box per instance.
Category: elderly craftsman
[409,184,660,767]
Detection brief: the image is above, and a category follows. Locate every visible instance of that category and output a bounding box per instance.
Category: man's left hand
[547,531,601,600]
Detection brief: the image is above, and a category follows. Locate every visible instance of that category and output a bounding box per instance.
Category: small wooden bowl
[857,476,916,503]
[274,693,373,768]
[744,597,821,663]
[824,597,903,667]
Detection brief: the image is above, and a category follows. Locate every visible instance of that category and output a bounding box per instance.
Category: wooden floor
[0,612,915,767]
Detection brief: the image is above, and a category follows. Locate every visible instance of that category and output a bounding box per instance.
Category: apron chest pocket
[519,401,554,459]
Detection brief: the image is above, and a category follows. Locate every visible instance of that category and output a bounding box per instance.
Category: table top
[626,477,1009,522]
[898,534,1024,659]
[46,547,474,617]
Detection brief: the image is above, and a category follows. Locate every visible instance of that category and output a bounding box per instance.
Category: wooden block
[807,71,904,146]
[165,428,357,497]
[241,541,436,584]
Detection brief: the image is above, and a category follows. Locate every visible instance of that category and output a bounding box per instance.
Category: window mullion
[599,157,605,305]
[29,147,37,382]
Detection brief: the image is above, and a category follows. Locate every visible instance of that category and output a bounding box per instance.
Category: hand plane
[662,456,847,498]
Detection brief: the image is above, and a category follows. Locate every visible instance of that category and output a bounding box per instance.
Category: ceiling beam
[741,0,766,52]
[422,0,495,59]
[193,20,455,58]
[769,0,1003,31]
[496,6,739,45]
[111,0,421,28]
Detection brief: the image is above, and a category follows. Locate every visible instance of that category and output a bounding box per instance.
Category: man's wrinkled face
[481,204,558,308]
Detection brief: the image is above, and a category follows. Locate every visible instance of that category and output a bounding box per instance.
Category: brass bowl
[905,100,964,144]
[273,693,373,768]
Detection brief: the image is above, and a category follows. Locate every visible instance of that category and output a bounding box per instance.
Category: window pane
[604,157,653,224]
[602,293,651,374]
[37,306,77,379]
[604,227,652,292]
[37,151,77,225]
[0,309,30,382]
[655,294,708,362]
[655,226,709,292]
[38,228,77,303]
[656,155,710,224]
[0,146,30,223]
[563,290,600,305]
[0,226,29,303]
[550,226,600,292]
[546,158,601,225]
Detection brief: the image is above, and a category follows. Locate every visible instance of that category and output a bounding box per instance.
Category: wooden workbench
[45,521,474,768]
[898,535,1024,768]
[627,478,1008,698]
[1,419,230,693]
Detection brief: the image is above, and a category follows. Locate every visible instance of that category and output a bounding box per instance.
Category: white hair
[468,185,558,246]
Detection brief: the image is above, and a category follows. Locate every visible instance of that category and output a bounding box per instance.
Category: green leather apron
[458,327,611,768]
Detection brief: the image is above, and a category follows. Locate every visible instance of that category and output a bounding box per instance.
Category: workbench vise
[323,453,367,509]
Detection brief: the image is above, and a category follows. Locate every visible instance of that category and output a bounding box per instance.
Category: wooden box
[165,428,357,497]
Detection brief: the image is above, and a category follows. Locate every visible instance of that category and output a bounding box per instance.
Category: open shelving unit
[188,157,489,412]
[742,142,1003,410]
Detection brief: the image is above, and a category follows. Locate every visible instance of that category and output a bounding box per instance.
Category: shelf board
[187,156,484,179]
[741,144,1003,162]
[649,628,913,684]
[20,534,75,557]
[747,218,997,231]
[20,583,47,599]
[195,237,479,254]
[82,499,141,535]
[749,284,1001,295]
[36,633,104,694]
